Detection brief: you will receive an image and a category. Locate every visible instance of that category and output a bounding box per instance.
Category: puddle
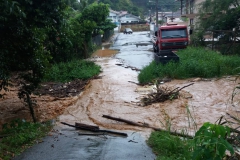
[92,48,118,57]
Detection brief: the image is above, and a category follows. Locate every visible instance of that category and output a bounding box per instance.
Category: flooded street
[7,31,240,160]
[58,31,240,136]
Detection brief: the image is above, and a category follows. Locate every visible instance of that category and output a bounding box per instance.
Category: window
[161,28,187,39]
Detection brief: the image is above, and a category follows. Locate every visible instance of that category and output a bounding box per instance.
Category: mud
[92,48,118,57]
[1,53,240,138]
[58,57,240,137]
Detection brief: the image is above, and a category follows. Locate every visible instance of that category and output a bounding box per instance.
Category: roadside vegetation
[43,60,101,83]
[148,131,192,160]
[138,47,240,84]
[0,119,52,160]
[142,46,240,159]
[148,122,234,160]
[0,1,107,158]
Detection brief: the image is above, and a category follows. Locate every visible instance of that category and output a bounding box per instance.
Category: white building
[108,9,120,23]
[119,13,141,23]
[108,9,142,24]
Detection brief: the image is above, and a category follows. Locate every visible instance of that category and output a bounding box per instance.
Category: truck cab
[154,23,189,53]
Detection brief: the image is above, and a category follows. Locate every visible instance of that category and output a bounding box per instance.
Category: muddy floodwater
[58,56,240,137]
[58,32,240,137]
[1,32,240,139]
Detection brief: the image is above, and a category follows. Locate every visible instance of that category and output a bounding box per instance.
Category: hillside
[88,0,181,17]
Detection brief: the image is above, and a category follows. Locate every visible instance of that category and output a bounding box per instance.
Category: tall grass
[148,131,192,160]
[43,60,101,82]
[138,47,240,84]
[0,119,52,160]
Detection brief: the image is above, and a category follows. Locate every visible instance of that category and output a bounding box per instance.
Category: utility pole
[180,0,183,15]
[156,0,158,28]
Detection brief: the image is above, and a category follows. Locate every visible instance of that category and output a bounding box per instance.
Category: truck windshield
[161,28,187,39]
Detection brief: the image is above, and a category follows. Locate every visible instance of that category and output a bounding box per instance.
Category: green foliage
[97,0,143,17]
[148,131,192,160]
[192,122,234,160]
[1,0,112,123]
[81,2,109,25]
[147,0,180,12]
[191,0,240,54]
[0,119,52,159]
[43,60,101,82]
[138,47,240,84]
[198,0,240,31]
[148,123,234,160]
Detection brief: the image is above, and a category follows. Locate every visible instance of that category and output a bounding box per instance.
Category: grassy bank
[148,123,234,160]
[0,60,101,160]
[138,47,240,84]
[0,119,52,160]
[148,131,192,160]
[44,59,101,82]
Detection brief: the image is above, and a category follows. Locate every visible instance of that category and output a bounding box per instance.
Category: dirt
[1,55,240,138]
[0,78,90,128]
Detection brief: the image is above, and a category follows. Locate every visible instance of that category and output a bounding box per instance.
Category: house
[107,9,142,26]
[119,13,142,24]
[107,9,121,31]
[108,9,120,24]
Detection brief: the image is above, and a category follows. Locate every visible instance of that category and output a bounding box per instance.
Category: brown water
[91,48,118,57]
[58,57,240,138]
[1,50,239,137]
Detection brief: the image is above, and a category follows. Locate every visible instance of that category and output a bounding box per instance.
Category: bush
[138,47,240,84]
[43,60,101,82]
[0,119,52,159]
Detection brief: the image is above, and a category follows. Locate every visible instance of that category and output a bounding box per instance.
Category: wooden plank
[61,122,128,137]
[102,115,193,139]
[75,122,99,130]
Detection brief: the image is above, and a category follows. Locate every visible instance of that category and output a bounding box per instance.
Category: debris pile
[141,82,194,106]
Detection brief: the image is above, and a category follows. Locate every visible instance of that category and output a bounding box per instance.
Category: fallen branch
[227,112,240,123]
[128,81,140,85]
[102,115,193,139]
[75,122,99,130]
[78,133,106,136]
[61,122,127,137]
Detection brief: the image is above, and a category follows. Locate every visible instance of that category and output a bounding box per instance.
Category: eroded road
[14,31,240,160]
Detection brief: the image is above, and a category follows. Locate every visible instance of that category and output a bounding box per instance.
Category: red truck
[153,23,189,53]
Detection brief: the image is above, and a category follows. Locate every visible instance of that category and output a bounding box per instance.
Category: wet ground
[3,31,240,159]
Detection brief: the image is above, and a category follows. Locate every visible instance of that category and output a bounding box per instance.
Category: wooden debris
[75,122,99,130]
[128,81,140,85]
[141,83,194,106]
[102,115,193,139]
[227,112,240,123]
[61,122,128,137]
[78,133,106,136]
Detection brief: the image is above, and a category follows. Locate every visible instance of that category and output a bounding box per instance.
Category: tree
[197,0,240,31]
[192,0,240,54]
[0,0,67,122]
[1,0,115,122]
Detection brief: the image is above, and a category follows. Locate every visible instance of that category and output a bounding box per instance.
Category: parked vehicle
[124,28,133,34]
[153,23,189,53]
